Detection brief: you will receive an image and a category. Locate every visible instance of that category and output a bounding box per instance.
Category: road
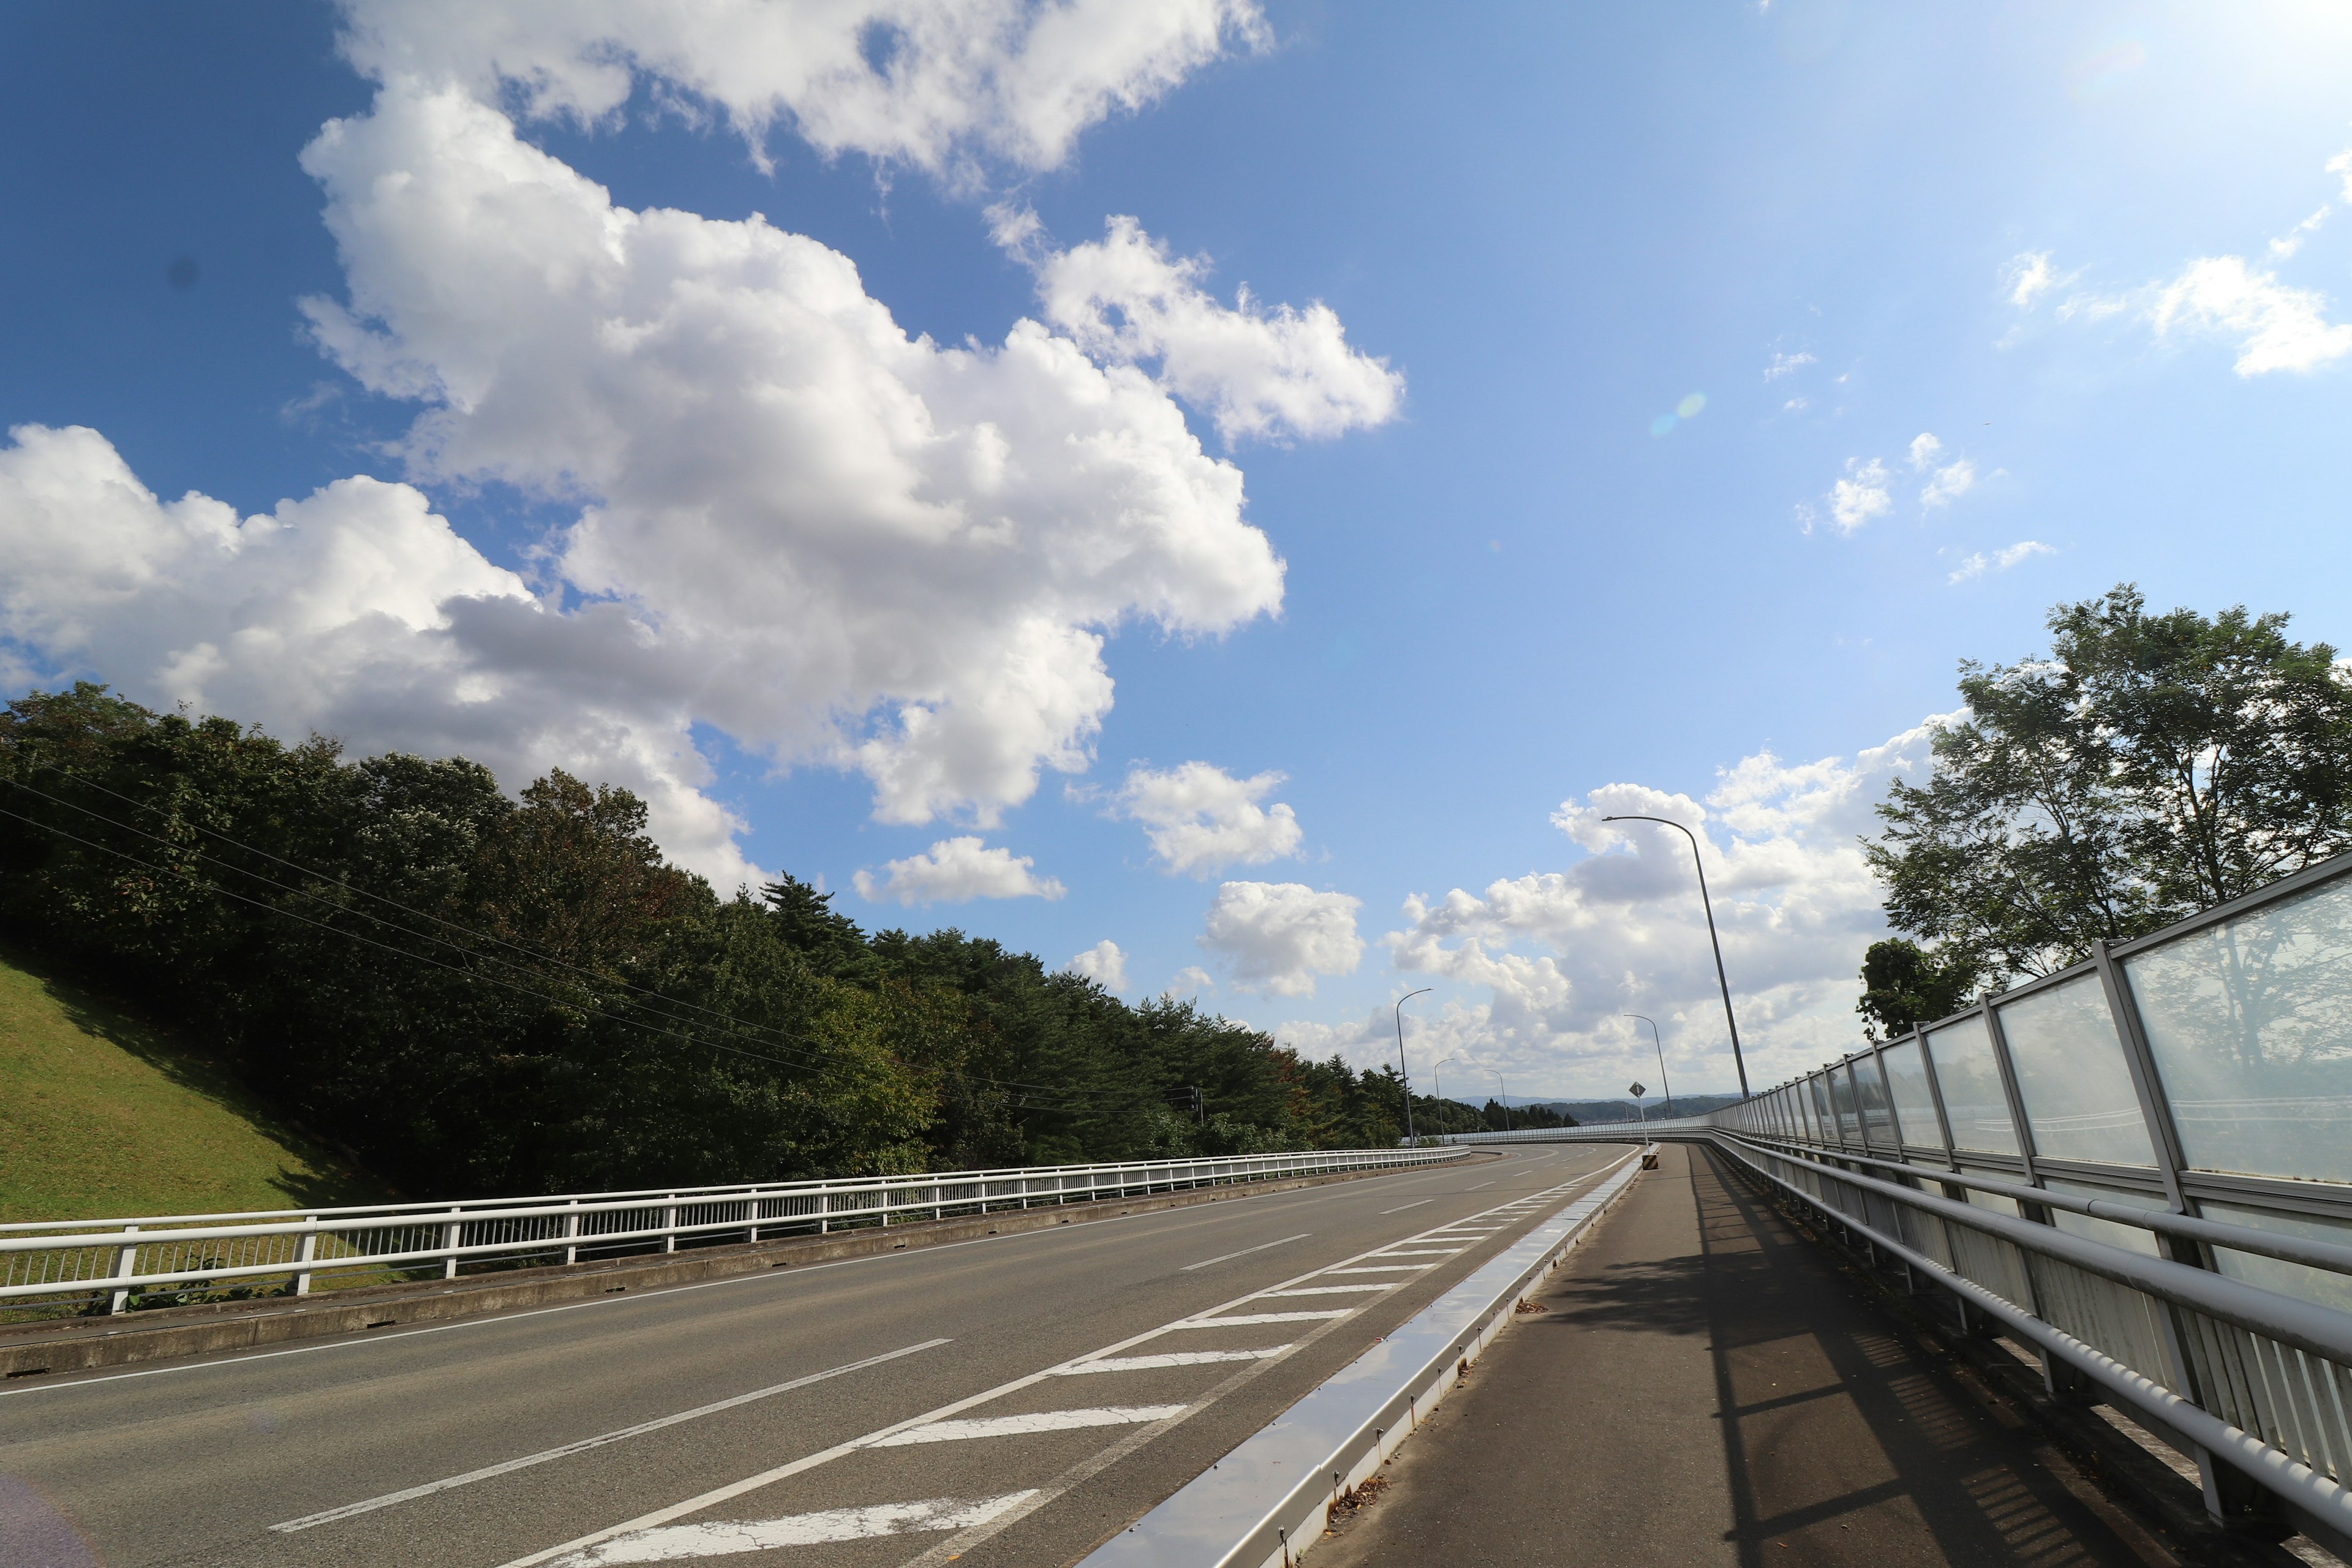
[0,1144,1632,1568]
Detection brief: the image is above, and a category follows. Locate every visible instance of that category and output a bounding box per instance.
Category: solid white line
[550,1491,1039,1565]
[875,1406,1187,1446]
[1169,1311,1349,1327]
[1053,1350,1285,1374]
[271,1338,952,1532]
[1379,1199,1433,1214]
[1178,1232,1311,1272]
[1252,1284,1393,1297]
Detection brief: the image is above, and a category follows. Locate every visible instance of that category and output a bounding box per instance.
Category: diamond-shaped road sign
[1629,1082,1646,1098]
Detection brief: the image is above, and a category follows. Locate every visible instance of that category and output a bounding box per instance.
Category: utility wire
[10,766,1147,1108]
[0,792,1158,1117]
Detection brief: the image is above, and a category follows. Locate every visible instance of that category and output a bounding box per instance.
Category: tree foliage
[0,685,1420,1199]
[1868,586,2352,986]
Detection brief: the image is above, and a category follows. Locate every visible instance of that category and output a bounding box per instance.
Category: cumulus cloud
[853,835,1065,904]
[1170,964,1216,993]
[336,0,1267,180]
[1012,214,1403,445]
[0,422,765,885]
[2147,256,2352,376]
[1068,938,1128,990]
[1199,880,1362,997]
[1920,460,1977,509]
[1366,723,1942,1096]
[1947,540,2054,584]
[1763,351,1815,380]
[1822,458,1891,533]
[1112,760,1302,876]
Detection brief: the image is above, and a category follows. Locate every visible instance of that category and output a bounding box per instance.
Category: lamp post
[1602,814,1750,1097]
[1624,1014,1675,1117]
[1490,1068,1510,1133]
[1395,987,1431,1144]
[1433,1054,1466,1139]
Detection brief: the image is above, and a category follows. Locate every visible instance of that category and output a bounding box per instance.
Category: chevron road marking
[547,1491,1040,1564]
[507,1159,1616,1568]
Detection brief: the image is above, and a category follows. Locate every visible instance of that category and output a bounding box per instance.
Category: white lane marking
[1379,1199,1433,1215]
[496,1161,1627,1568]
[1053,1350,1285,1374]
[1178,1232,1311,1272]
[1374,1248,1461,1257]
[271,1338,952,1532]
[1321,1265,1425,1275]
[1168,1310,1349,1328]
[549,1491,1039,1564]
[1252,1284,1394,1297]
[873,1406,1188,1446]
[1466,1181,1495,1190]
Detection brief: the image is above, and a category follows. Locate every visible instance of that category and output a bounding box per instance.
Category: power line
[9,765,1145,1107]
[0,789,1157,1117]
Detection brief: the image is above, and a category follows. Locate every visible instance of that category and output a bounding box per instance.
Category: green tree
[1869,585,2352,983]
[1853,937,1980,1039]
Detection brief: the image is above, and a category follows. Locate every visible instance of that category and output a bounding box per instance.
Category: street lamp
[1395,987,1431,1144]
[1602,813,1750,1097]
[1433,1054,1467,1138]
[1624,1013,1675,1117]
[1490,1067,1510,1133]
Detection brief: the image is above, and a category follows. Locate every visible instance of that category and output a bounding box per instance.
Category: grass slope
[0,943,381,1223]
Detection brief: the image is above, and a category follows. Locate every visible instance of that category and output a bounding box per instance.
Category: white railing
[0,1145,1466,1314]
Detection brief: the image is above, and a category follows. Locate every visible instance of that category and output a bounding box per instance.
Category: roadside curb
[1080,1145,1651,1568]
[0,1157,1495,1380]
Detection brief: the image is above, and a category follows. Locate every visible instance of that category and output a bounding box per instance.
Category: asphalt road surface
[0,1144,1634,1568]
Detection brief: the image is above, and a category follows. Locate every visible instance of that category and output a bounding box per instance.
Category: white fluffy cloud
[1763,351,1815,380]
[1947,540,2054,584]
[1820,457,1891,533]
[1356,723,1942,1097]
[1199,880,1363,997]
[1112,760,1302,876]
[854,835,1065,904]
[1907,433,1976,510]
[336,0,1267,180]
[0,422,761,885]
[1067,938,1128,990]
[1013,214,1403,445]
[2147,257,2352,377]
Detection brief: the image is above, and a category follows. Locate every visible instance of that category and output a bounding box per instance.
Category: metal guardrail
[0,1147,1467,1315]
[1439,848,2352,1553]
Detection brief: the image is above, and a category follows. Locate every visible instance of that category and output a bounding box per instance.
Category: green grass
[0,942,383,1224]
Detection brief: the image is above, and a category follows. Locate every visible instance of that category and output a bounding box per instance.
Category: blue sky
[6,1,2351,1102]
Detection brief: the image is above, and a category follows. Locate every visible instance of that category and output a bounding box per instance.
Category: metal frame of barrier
[0,1146,1467,1314]
[1438,848,2352,1549]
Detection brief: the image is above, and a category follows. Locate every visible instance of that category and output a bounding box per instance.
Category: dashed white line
[549,1491,1039,1564]
[1373,1249,1461,1258]
[1170,1310,1351,1328]
[1321,1265,1425,1275]
[1379,1199,1434,1214]
[1179,1233,1311,1272]
[875,1407,1188,1446]
[1253,1284,1395,1297]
